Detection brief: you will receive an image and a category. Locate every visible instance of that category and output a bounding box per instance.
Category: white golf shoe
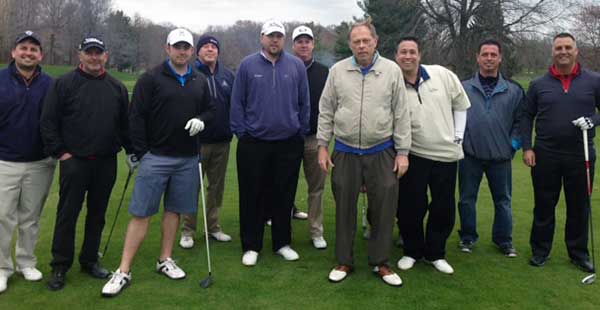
[276,246,299,261]
[19,267,43,281]
[328,265,352,283]
[429,259,454,274]
[210,231,232,242]
[242,251,259,266]
[179,235,194,249]
[101,269,131,297]
[156,258,186,279]
[373,265,403,287]
[0,275,7,293]
[397,256,417,270]
[312,236,327,249]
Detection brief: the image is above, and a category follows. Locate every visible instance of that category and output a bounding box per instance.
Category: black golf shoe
[571,259,595,273]
[82,262,111,279]
[47,269,66,291]
[529,255,549,267]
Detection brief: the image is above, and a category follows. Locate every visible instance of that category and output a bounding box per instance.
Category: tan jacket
[316,55,411,155]
[407,65,471,162]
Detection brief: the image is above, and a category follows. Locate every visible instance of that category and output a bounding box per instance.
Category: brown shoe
[328,265,353,283]
[373,265,403,287]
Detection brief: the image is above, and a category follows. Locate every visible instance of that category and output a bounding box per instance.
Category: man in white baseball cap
[102,27,215,297]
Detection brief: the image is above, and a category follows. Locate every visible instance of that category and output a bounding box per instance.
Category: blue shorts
[128,152,199,217]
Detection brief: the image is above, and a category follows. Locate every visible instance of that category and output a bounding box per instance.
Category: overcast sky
[113,0,364,32]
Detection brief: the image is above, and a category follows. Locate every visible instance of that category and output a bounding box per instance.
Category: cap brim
[81,43,106,51]
[169,40,193,47]
[293,34,313,41]
[262,30,285,36]
[16,35,41,46]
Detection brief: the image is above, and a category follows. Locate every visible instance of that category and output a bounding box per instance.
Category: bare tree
[39,0,77,64]
[573,3,600,71]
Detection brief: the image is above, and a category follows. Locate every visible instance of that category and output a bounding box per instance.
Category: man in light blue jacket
[457,39,525,257]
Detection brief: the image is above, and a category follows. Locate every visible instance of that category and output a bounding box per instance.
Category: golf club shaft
[101,168,133,257]
[583,129,596,281]
[199,163,212,274]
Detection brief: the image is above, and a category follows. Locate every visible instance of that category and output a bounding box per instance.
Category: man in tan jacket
[317,19,411,287]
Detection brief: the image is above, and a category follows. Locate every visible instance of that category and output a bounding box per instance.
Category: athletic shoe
[428,259,454,274]
[210,231,232,242]
[156,258,186,279]
[265,220,272,227]
[312,236,327,249]
[19,267,43,281]
[81,262,110,279]
[459,240,474,253]
[397,256,417,271]
[242,251,259,266]
[276,245,299,261]
[328,265,352,283]
[47,269,66,291]
[372,265,403,287]
[101,269,131,297]
[179,235,194,249]
[0,275,7,293]
[529,255,549,267]
[293,210,308,220]
[499,245,518,258]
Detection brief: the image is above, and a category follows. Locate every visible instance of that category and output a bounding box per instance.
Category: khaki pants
[181,142,230,236]
[302,135,327,238]
[331,148,398,266]
[0,157,56,276]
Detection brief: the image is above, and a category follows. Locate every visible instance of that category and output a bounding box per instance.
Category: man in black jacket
[102,28,215,297]
[41,36,132,291]
[290,25,329,249]
[521,33,600,273]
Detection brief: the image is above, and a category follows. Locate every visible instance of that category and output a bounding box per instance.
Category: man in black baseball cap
[14,30,42,47]
[42,35,133,291]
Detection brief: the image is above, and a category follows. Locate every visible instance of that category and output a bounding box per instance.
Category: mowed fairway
[1,65,599,309]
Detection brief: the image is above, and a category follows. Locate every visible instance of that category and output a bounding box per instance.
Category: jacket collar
[468,72,508,96]
[344,51,382,74]
[195,59,219,76]
[162,60,195,79]
[9,60,42,85]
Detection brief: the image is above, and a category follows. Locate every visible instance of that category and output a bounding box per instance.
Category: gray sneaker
[459,240,474,253]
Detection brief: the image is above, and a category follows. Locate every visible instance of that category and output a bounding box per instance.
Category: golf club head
[581,274,596,285]
[200,276,214,288]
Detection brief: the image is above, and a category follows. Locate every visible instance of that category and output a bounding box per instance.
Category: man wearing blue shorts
[101,28,215,297]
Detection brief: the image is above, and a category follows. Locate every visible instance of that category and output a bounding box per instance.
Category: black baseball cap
[79,36,106,52]
[14,30,42,47]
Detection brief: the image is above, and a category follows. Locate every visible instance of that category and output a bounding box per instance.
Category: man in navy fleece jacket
[521,32,600,273]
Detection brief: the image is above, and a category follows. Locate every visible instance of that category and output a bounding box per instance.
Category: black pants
[530,150,592,261]
[398,154,457,260]
[237,136,303,252]
[50,156,117,271]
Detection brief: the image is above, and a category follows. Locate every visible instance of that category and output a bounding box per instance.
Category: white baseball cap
[166,28,194,46]
[261,20,286,36]
[292,26,314,41]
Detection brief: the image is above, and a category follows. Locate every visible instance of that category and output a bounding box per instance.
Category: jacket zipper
[359,75,365,151]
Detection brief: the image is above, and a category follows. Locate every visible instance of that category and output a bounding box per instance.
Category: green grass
[1,66,599,309]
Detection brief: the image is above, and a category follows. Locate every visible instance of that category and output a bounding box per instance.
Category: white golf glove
[572,117,594,131]
[184,118,205,136]
[126,154,139,171]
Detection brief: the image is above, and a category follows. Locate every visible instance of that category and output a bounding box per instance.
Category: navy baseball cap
[14,30,42,47]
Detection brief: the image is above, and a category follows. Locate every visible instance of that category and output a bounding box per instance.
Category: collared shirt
[550,63,581,93]
[166,59,192,86]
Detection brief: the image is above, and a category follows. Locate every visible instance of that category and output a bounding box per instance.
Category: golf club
[581,129,596,285]
[198,162,214,288]
[99,167,134,258]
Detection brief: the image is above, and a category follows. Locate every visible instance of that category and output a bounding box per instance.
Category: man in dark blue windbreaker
[458,39,524,257]
[179,35,235,248]
[0,31,55,294]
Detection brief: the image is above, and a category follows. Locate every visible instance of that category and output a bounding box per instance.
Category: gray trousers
[331,148,398,266]
[181,142,230,236]
[0,157,56,276]
[302,135,327,238]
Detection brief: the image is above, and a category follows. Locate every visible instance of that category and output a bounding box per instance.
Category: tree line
[1,0,598,76]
